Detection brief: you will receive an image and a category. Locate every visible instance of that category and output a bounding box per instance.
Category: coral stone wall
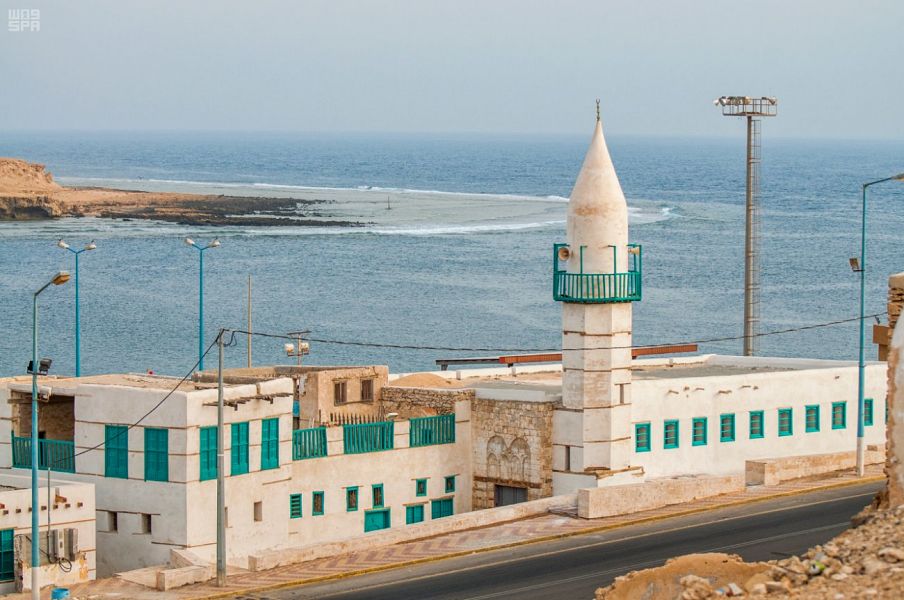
[471,397,554,509]
[379,386,474,418]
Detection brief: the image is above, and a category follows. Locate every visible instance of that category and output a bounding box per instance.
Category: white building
[0,471,96,593]
[0,371,471,577]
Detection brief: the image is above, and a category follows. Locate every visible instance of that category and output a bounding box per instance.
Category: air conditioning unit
[49,529,64,561]
[64,528,79,560]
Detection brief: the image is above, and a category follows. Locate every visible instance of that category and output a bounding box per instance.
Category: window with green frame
[105,425,128,479]
[406,504,425,524]
[864,398,874,427]
[261,418,279,470]
[805,405,820,433]
[312,491,324,516]
[720,414,736,442]
[635,423,651,453]
[778,408,793,437]
[663,420,679,449]
[346,486,359,511]
[832,402,847,429]
[415,478,427,497]
[200,426,217,481]
[231,422,249,475]
[431,497,454,519]
[289,493,302,518]
[372,483,384,508]
[0,529,13,582]
[692,417,707,446]
[144,428,169,482]
[749,411,764,439]
[445,475,456,494]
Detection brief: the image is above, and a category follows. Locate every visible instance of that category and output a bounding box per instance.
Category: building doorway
[494,485,527,507]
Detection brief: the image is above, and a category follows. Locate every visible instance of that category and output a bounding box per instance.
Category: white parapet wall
[0,472,96,594]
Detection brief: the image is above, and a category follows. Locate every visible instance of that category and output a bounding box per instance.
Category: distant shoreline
[0,158,366,227]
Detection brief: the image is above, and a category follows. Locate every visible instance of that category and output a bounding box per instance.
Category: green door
[364,509,391,532]
[431,498,454,519]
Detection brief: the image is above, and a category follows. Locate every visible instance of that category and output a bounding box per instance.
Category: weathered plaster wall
[0,473,96,594]
[379,386,474,418]
[471,396,554,509]
[629,358,887,479]
[298,366,388,426]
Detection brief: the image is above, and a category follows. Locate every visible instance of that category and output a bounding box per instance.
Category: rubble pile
[596,504,904,599]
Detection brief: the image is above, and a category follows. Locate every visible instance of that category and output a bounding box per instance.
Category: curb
[187,473,884,600]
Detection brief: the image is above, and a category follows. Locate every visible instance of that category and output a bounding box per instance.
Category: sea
[1,131,903,378]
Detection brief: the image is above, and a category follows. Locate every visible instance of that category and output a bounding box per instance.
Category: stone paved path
[4,466,883,600]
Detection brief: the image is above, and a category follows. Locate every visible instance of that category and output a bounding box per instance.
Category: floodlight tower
[713,96,778,356]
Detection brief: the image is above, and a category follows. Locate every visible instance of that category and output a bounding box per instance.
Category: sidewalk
[6,465,884,600]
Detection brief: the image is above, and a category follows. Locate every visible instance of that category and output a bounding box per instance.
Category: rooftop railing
[343,421,394,454]
[292,426,328,460]
[410,414,456,447]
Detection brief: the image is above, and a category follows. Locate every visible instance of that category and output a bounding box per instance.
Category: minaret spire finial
[595,98,600,122]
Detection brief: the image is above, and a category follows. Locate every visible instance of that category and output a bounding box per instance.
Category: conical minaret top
[565,103,628,276]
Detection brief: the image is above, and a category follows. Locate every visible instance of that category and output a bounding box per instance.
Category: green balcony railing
[410,414,456,447]
[552,243,642,303]
[292,427,327,460]
[343,421,394,454]
[11,435,75,473]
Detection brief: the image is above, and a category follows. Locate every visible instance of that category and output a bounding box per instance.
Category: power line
[232,312,885,354]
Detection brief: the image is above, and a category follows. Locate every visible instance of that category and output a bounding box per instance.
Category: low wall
[248,493,576,572]
[746,449,885,487]
[380,386,475,418]
[888,320,904,507]
[577,474,744,519]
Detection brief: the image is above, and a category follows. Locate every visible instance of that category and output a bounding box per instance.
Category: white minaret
[555,103,638,477]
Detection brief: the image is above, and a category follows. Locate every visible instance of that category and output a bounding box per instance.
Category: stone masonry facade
[886,273,904,507]
[471,397,555,509]
[379,387,474,418]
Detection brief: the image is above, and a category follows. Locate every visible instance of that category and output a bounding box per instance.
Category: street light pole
[216,329,226,586]
[30,271,70,599]
[57,240,96,377]
[856,173,904,476]
[184,238,220,371]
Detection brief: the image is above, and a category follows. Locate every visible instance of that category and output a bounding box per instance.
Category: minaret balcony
[553,243,642,303]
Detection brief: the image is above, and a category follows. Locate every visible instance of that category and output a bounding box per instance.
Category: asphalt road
[234,482,881,600]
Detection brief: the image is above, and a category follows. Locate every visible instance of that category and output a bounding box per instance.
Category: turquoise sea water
[0,132,902,377]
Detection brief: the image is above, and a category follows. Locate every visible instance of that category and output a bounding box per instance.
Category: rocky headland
[0,157,362,227]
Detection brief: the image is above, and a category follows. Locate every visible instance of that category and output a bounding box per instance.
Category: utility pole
[713,96,777,356]
[216,330,226,586]
[247,276,252,369]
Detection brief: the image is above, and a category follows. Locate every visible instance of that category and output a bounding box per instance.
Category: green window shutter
[415,478,427,497]
[261,418,279,470]
[289,493,302,519]
[635,423,651,452]
[364,509,391,532]
[200,426,218,481]
[144,428,169,482]
[663,420,679,449]
[864,398,874,427]
[778,408,793,437]
[805,405,820,433]
[105,425,129,479]
[692,417,707,446]
[312,491,324,516]
[406,504,425,524]
[444,476,456,493]
[832,402,847,429]
[749,411,764,439]
[231,422,249,475]
[720,414,736,442]
[372,484,384,508]
[0,529,13,581]
[346,487,359,512]
[431,498,454,519]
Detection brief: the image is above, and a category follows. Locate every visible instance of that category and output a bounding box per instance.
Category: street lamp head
[51,271,71,286]
[57,239,70,250]
[894,173,904,182]
[184,237,196,247]
[207,239,221,249]
[84,241,97,251]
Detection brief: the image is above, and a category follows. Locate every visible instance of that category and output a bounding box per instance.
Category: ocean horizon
[1,131,903,378]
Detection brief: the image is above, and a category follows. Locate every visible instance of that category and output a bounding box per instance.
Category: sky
[0,0,902,138]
